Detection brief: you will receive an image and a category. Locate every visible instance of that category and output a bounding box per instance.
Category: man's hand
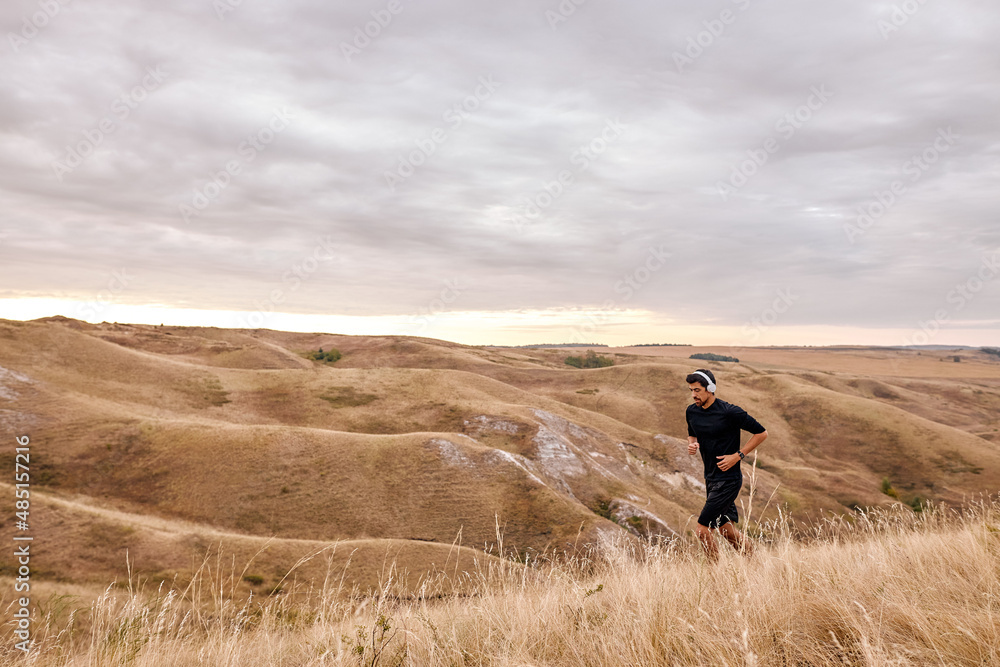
[688,441,699,456]
[716,453,741,471]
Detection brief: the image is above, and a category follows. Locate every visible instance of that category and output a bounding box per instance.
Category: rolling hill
[1,316,998,593]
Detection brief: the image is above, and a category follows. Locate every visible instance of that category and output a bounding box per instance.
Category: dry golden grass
[0,481,510,597]
[2,500,998,666]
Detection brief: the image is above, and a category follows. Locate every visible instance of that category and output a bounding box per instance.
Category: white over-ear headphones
[692,371,716,393]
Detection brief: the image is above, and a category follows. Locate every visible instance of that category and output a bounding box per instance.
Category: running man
[685,369,767,560]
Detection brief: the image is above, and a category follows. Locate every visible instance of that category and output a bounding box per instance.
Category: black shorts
[698,476,742,528]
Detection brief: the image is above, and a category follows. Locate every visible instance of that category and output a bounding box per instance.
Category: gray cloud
[1,0,998,336]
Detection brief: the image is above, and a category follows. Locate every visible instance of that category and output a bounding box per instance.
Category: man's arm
[741,430,767,457]
[686,410,699,455]
[717,430,767,471]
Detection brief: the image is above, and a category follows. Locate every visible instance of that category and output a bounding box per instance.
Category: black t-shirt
[686,398,765,481]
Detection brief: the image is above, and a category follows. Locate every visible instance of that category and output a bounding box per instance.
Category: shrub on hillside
[982,347,1000,358]
[310,347,342,363]
[909,495,929,513]
[689,352,739,363]
[565,350,615,369]
[591,497,613,520]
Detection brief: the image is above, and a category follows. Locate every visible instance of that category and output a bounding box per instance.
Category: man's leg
[696,523,719,561]
[697,477,744,561]
[718,521,753,556]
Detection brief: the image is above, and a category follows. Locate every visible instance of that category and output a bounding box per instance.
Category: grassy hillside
[1,317,998,597]
[2,501,997,665]
[0,481,502,596]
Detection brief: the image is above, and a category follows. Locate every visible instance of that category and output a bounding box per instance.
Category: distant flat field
[593,345,1000,380]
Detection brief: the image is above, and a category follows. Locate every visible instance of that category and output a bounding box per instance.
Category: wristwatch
[737,451,745,460]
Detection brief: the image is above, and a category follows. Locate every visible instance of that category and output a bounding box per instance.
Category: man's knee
[721,523,745,544]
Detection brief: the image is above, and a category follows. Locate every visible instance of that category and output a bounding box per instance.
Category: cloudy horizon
[1,0,998,347]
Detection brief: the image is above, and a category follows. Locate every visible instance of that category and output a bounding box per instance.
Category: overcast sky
[1,0,998,346]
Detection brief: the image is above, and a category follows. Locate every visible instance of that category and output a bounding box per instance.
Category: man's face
[689,382,713,406]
